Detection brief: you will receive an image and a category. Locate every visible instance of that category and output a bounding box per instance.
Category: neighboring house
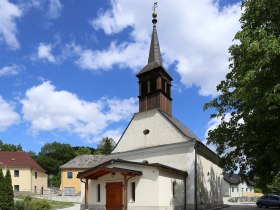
[60,155,108,195]
[0,151,47,194]
[77,12,223,210]
[223,173,255,197]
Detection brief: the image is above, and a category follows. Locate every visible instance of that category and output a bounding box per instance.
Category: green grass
[15,195,74,209]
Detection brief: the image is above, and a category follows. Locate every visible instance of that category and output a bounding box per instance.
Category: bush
[23,196,32,203]
[14,201,25,210]
[25,200,50,210]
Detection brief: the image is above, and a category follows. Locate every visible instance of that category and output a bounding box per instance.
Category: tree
[37,141,76,187]
[74,147,93,156]
[27,150,37,160]
[4,170,14,210]
[37,141,76,175]
[0,169,5,210]
[95,137,116,155]
[204,0,280,191]
[0,140,22,151]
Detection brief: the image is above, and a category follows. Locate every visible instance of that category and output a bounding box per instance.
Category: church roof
[77,158,188,179]
[159,110,199,140]
[60,154,109,169]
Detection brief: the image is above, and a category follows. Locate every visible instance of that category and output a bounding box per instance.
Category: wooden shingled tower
[137,7,173,116]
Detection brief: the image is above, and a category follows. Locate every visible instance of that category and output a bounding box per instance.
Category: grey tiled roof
[223,173,255,186]
[160,110,199,140]
[60,155,109,169]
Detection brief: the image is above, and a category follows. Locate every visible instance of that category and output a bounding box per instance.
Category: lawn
[15,195,74,209]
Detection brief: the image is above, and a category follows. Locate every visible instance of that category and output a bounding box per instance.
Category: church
[78,9,223,210]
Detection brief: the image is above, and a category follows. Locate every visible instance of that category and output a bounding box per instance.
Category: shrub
[25,200,51,210]
[14,200,25,210]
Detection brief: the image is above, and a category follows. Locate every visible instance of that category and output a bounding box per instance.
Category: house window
[232,187,234,192]
[14,185,19,192]
[34,186,37,193]
[14,170,19,177]
[67,171,73,179]
[237,187,239,192]
[173,181,177,197]
[35,172,37,179]
[246,188,248,192]
[131,182,135,201]
[97,184,100,202]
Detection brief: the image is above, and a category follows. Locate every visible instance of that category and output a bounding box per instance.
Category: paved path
[56,203,280,210]
[56,203,81,210]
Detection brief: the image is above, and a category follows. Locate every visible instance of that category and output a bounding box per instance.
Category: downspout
[80,179,86,210]
[194,141,198,210]
[184,174,187,210]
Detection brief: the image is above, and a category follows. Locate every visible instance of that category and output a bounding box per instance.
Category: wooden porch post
[85,178,88,209]
[123,175,128,210]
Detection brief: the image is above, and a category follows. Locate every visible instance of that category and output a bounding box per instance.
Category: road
[225,204,280,210]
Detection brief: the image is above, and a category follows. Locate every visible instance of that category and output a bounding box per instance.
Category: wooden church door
[106,182,123,210]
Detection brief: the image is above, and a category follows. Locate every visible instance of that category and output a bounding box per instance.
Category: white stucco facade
[223,180,254,197]
[81,162,186,210]
[79,109,223,210]
[113,109,189,153]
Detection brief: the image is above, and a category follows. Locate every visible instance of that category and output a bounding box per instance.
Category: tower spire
[148,3,162,65]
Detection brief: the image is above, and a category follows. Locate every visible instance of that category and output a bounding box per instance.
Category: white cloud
[47,0,63,19]
[88,0,241,96]
[0,64,20,77]
[69,41,147,72]
[0,0,22,50]
[0,96,20,131]
[21,81,137,142]
[37,43,57,63]
[91,1,134,35]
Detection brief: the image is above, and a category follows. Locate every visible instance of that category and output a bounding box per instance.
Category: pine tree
[4,170,14,210]
[0,169,5,210]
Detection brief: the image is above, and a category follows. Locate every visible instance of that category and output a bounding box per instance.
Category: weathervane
[152,2,158,13]
[152,2,158,27]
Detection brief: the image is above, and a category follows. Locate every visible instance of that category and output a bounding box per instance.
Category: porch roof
[77,159,188,179]
[77,166,142,179]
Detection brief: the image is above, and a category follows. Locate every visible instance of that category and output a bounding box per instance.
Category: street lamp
[0,162,6,171]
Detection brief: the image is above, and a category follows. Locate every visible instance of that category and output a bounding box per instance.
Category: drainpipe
[194,141,198,210]
[184,174,187,210]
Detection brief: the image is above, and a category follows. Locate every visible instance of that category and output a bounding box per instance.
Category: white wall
[113,109,189,153]
[158,170,185,208]
[196,154,223,209]
[110,141,196,208]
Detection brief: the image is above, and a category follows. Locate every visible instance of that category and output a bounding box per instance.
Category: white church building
[78,10,223,210]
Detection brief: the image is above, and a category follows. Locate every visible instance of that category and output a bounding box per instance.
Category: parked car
[256,194,280,208]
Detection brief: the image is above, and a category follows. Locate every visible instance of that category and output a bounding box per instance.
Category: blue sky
[0,0,241,153]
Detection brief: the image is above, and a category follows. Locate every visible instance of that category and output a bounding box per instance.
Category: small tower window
[150,77,157,92]
[161,79,166,93]
[167,83,171,97]
[141,81,148,95]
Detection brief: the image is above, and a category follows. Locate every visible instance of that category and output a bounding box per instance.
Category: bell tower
[137,6,173,116]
